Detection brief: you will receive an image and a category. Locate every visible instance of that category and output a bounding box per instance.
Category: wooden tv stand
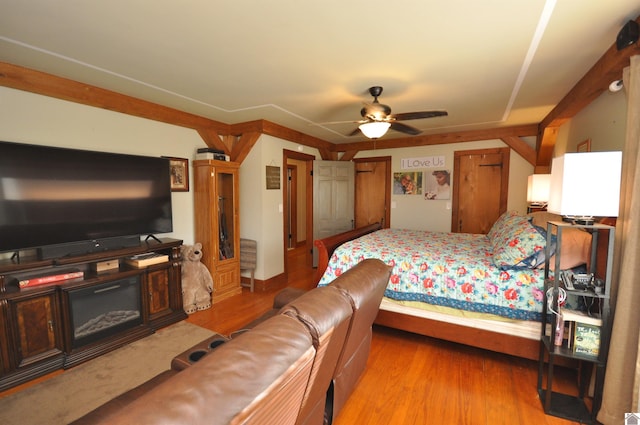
[0,238,186,392]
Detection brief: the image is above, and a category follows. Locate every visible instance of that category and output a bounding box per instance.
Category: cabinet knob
[47,320,53,332]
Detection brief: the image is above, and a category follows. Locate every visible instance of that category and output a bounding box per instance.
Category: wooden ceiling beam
[229,120,336,159]
[536,15,640,167]
[231,132,261,164]
[339,151,358,161]
[500,136,536,166]
[0,61,229,134]
[333,124,538,153]
[197,128,228,153]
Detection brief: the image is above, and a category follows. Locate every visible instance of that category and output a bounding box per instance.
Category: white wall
[239,135,320,281]
[354,139,534,232]
[556,88,627,155]
[0,87,206,253]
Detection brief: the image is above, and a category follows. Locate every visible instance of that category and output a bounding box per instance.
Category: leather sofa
[72,258,391,425]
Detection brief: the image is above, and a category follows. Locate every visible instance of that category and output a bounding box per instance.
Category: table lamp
[527,174,551,209]
[547,151,622,225]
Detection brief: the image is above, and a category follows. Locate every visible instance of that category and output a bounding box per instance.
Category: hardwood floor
[189,246,581,425]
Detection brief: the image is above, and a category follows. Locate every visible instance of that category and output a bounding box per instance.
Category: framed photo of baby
[393,172,423,195]
[424,169,451,200]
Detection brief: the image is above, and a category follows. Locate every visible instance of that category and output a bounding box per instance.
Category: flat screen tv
[0,141,173,258]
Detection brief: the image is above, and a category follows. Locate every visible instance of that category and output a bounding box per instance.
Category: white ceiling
[1,1,639,144]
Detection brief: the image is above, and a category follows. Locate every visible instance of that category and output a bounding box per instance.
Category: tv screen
[0,141,173,254]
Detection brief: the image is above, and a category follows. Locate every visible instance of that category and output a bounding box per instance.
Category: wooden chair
[240,238,257,292]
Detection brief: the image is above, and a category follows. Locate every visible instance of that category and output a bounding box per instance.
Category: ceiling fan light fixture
[359,122,390,139]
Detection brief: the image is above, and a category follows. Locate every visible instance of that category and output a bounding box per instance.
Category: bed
[315,211,594,360]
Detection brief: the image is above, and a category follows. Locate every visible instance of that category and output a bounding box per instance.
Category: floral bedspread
[318,228,546,321]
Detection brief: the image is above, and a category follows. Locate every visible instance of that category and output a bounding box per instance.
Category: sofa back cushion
[280,285,353,425]
[328,258,392,420]
[95,314,315,425]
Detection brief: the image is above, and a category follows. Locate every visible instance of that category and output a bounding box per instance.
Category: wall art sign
[400,155,445,170]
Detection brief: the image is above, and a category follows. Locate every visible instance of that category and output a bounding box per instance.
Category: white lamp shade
[359,122,390,139]
[547,151,622,217]
[527,174,550,203]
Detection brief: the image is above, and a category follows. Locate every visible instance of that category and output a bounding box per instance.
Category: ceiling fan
[347,86,448,139]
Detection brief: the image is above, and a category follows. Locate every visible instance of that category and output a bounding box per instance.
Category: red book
[19,271,84,288]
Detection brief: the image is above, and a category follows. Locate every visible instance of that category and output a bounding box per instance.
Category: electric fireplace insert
[67,276,143,349]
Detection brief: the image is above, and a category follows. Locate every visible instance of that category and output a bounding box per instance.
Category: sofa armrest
[228,288,308,338]
[273,287,307,308]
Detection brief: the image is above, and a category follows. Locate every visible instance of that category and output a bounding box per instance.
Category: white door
[312,160,354,266]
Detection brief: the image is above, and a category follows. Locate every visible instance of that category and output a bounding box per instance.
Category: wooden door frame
[353,156,391,229]
[282,149,315,274]
[286,164,298,249]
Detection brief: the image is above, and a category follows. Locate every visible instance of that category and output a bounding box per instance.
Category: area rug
[0,321,214,425]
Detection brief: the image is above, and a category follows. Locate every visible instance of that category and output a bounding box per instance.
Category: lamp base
[527,203,547,213]
[563,216,595,225]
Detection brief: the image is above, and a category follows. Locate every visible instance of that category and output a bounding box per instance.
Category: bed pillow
[528,211,592,270]
[490,214,548,269]
[521,225,556,268]
[487,210,521,241]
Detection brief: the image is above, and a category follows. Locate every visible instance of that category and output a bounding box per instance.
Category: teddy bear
[180,243,214,314]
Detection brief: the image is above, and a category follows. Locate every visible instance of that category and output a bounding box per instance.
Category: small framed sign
[266,166,280,190]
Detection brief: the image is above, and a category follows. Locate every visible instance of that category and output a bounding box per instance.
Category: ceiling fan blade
[392,110,448,121]
[348,127,362,137]
[390,122,422,136]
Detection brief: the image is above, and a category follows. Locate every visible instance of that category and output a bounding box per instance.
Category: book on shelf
[18,270,84,288]
[554,309,602,351]
[124,252,169,268]
[559,309,602,356]
[573,322,601,357]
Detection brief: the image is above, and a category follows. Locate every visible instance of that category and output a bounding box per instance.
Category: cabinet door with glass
[193,160,241,303]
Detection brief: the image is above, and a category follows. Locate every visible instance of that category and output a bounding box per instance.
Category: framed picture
[164,157,189,192]
[393,171,423,195]
[424,169,451,200]
[577,139,591,153]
